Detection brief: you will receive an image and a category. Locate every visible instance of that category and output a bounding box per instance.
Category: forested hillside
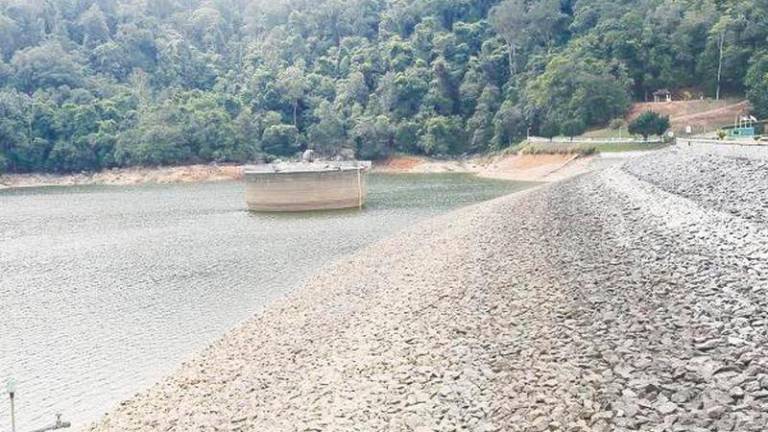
[1,0,767,173]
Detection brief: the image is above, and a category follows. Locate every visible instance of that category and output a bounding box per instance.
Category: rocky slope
[88,148,768,432]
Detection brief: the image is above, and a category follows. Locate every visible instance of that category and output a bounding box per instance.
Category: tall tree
[78,4,110,47]
[489,0,527,75]
[276,64,308,128]
[711,16,733,100]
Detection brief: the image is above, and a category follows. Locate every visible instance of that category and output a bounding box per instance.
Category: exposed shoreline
[0,153,606,190]
[0,164,245,190]
[86,148,768,431]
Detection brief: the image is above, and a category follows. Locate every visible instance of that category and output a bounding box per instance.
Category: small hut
[653,89,672,103]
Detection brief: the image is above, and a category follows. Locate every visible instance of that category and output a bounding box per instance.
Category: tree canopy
[628,111,671,140]
[0,0,765,173]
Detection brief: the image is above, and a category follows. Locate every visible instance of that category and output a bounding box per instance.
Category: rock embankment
[89,148,768,432]
[626,149,768,224]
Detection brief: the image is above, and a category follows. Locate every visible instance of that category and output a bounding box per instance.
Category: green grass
[520,140,668,155]
[581,128,639,139]
[590,142,668,152]
[519,142,597,156]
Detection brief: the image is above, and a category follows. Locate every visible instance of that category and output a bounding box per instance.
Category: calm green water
[0,174,534,431]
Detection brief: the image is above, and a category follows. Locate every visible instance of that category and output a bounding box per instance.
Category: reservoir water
[0,174,533,431]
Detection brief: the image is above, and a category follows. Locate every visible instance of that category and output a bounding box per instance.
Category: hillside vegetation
[1,0,768,173]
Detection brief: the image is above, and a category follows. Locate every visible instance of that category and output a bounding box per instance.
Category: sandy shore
[0,153,609,190]
[87,147,768,431]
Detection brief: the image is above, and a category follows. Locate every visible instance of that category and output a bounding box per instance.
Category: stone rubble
[88,148,768,432]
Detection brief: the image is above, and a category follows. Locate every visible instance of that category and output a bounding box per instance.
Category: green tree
[526,53,631,133]
[492,101,526,149]
[234,107,262,160]
[466,85,500,151]
[262,124,301,157]
[0,90,32,171]
[628,111,670,140]
[394,120,421,153]
[276,64,308,127]
[419,116,464,155]
[12,42,84,92]
[745,52,768,118]
[710,16,732,101]
[309,101,349,157]
[489,0,527,75]
[352,115,392,159]
[392,67,429,118]
[114,126,185,166]
[0,13,21,60]
[78,4,110,48]
[539,118,560,141]
[561,119,586,140]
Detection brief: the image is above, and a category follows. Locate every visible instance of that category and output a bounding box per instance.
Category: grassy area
[581,127,669,141]
[519,140,668,155]
[591,142,668,152]
[581,128,639,139]
[519,143,597,156]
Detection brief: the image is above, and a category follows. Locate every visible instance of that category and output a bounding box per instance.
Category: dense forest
[1,0,767,173]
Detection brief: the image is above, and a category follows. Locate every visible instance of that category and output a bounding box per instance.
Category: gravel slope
[89,149,768,432]
[625,149,768,224]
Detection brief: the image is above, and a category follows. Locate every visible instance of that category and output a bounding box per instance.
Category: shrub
[261,124,301,157]
[419,116,465,155]
[519,143,596,156]
[609,118,627,130]
[628,111,670,140]
[539,118,560,140]
[353,115,393,160]
[561,119,587,139]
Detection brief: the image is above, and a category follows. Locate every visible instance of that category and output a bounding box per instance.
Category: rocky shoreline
[88,147,767,431]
